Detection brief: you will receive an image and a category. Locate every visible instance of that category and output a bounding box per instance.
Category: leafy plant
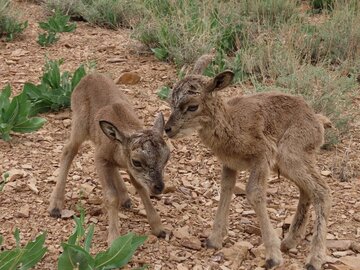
[0,172,9,191]
[0,85,46,141]
[37,11,76,46]
[157,86,171,100]
[58,209,147,270]
[0,229,47,270]
[23,59,86,115]
[37,32,59,46]
[0,0,28,41]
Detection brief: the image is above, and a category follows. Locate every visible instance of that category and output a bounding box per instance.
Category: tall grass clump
[44,0,144,29]
[0,0,27,41]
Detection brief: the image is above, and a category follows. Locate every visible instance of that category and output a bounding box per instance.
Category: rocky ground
[0,1,360,270]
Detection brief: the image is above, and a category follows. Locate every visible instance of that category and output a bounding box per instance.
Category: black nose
[154,183,164,194]
[165,127,172,134]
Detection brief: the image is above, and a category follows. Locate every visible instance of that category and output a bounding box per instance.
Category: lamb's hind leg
[281,188,311,252]
[279,155,330,270]
[247,160,283,269]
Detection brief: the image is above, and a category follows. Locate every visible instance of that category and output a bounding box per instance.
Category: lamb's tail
[316,114,332,129]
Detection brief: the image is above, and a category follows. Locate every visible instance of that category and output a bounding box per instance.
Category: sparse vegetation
[37,11,76,46]
[0,0,28,41]
[0,172,9,191]
[0,85,46,141]
[58,209,147,269]
[0,229,47,269]
[23,59,86,115]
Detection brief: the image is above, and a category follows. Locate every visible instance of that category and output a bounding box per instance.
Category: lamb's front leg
[247,160,283,269]
[206,166,237,249]
[131,177,167,238]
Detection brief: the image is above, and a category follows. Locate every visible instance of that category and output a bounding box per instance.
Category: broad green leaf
[2,94,19,125]
[58,243,95,270]
[12,117,46,133]
[71,65,86,90]
[151,47,168,61]
[94,233,147,269]
[0,249,21,270]
[0,85,11,112]
[0,235,3,246]
[19,233,47,270]
[84,224,94,253]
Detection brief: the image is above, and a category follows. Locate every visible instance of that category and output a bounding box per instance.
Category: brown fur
[49,73,170,244]
[165,69,331,270]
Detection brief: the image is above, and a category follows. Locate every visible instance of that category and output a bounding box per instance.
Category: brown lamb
[164,55,331,270]
[49,73,170,244]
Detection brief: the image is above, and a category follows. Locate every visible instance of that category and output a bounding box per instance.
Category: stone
[27,178,39,194]
[339,255,360,270]
[173,226,190,239]
[115,72,141,85]
[63,119,71,128]
[327,240,352,251]
[234,183,246,195]
[180,237,202,250]
[61,209,75,219]
[16,204,30,218]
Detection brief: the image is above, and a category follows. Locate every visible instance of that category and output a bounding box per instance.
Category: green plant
[58,209,147,270]
[0,172,9,191]
[23,59,86,115]
[157,86,170,100]
[0,85,46,141]
[0,229,47,270]
[0,0,28,41]
[44,0,144,29]
[37,11,76,46]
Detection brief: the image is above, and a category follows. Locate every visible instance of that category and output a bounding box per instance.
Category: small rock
[173,226,190,239]
[350,242,360,253]
[244,224,261,236]
[327,240,352,251]
[7,169,26,181]
[27,178,39,194]
[353,213,360,222]
[327,264,352,270]
[180,237,202,250]
[340,255,360,270]
[321,170,332,176]
[63,119,71,128]
[80,183,94,196]
[16,204,30,218]
[164,184,176,194]
[61,209,75,219]
[252,244,266,259]
[115,72,141,85]
[332,250,354,258]
[21,164,32,169]
[234,183,246,195]
[176,264,189,270]
[106,58,126,63]
[220,244,248,262]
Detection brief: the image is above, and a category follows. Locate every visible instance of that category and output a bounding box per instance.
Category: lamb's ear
[206,70,234,93]
[152,112,165,135]
[99,120,128,143]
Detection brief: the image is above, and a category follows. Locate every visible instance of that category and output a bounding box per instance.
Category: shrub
[44,0,144,29]
[37,11,76,46]
[58,210,147,269]
[0,229,47,269]
[0,85,46,141]
[0,0,28,41]
[23,59,86,115]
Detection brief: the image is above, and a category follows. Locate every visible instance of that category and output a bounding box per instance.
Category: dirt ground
[0,1,360,270]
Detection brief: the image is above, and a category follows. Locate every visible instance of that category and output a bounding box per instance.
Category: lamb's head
[100,113,170,195]
[165,71,234,138]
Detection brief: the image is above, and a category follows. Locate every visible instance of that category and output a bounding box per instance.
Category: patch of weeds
[23,59,86,115]
[0,85,46,141]
[58,209,147,269]
[44,0,144,29]
[0,228,47,269]
[0,172,9,191]
[37,11,76,46]
[157,85,171,100]
[0,0,28,41]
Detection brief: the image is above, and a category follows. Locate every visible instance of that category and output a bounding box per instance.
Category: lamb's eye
[132,159,142,168]
[187,105,199,112]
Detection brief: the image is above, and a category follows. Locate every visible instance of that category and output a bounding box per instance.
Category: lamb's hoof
[265,259,279,269]
[121,198,132,209]
[203,238,222,249]
[156,229,172,240]
[49,208,61,218]
[305,263,318,270]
